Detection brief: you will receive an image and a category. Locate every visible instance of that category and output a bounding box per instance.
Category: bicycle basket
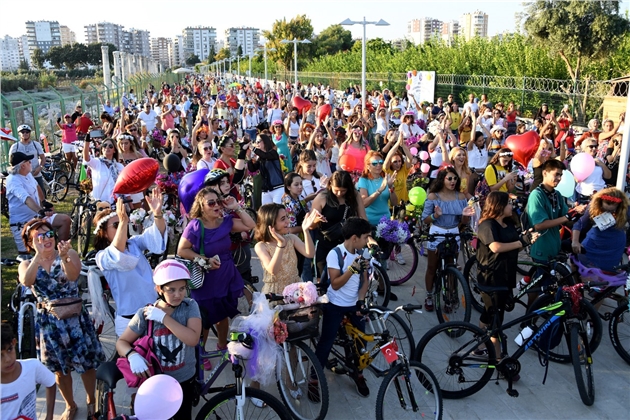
[279,304,322,340]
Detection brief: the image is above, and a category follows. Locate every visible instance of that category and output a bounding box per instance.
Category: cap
[272,119,283,126]
[153,259,191,286]
[10,151,34,166]
[64,114,71,118]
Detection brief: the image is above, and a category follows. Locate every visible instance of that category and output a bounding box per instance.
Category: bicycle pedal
[250,276,259,284]
[506,388,519,398]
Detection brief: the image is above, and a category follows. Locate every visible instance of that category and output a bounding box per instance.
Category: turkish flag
[380,339,399,364]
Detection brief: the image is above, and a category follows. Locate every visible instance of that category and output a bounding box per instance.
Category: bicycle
[9,279,38,359]
[414,280,606,406]
[95,332,292,420]
[69,189,98,258]
[1,171,9,219]
[41,159,70,202]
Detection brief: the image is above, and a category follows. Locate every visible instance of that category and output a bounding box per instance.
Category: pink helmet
[153,259,190,286]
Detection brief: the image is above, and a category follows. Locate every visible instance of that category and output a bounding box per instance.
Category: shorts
[261,186,284,205]
[62,143,77,153]
[10,223,28,253]
[426,225,460,251]
[115,315,132,337]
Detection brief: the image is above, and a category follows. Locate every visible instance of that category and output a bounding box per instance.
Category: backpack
[474,164,498,209]
[319,246,345,289]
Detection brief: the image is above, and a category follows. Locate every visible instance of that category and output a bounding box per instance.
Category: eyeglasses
[224,144,234,148]
[37,230,55,240]
[587,145,598,149]
[203,146,212,151]
[445,176,459,182]
[108,222,120,229]
[370,160,384,166]
[103,143,115,149]
[205,199,223,207]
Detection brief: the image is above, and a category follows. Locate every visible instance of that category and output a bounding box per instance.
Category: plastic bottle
[514,326,534,346]
[517,275,531,291]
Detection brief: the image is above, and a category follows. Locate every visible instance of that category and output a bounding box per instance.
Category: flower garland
[150,128,166,146]
[375,216,411,244]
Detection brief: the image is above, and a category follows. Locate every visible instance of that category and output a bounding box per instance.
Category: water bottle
[514,326,534,346]
[517,276,531,291]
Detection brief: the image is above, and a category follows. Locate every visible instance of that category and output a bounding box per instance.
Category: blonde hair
[448,147,471,177]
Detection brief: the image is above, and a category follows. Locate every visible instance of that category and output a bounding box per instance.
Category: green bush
[0,73,38,92]
[38,72,58,89]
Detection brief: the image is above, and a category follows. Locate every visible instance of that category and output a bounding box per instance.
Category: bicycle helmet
[17,124,31,132]
[204,168,229,186]
[153,259,190,286]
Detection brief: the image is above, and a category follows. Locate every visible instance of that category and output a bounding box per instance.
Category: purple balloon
[179,168,209,213]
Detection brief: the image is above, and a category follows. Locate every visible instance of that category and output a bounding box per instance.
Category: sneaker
[202,357,213,371]
[307,380,321,403]
[424,296,434,312]
[353,374,370,398]
[470,348,488,358]
[250,397,267,408]
[395,253,406,265]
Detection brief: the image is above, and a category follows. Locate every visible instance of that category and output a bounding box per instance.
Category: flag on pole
[78,164,87,182]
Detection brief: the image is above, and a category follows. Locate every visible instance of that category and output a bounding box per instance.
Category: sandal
[87,402,96,419]
[60,405,78,420]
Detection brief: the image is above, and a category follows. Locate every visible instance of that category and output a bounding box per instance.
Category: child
[296,150,328,210]
[1,323,56,420]
[116,259,202,420]
[314,217,372,398]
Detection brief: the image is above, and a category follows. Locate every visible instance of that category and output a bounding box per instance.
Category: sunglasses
[499,152,513,157]
[203,146,212,151]
[370,160,384,166]
[205,199,223,207]
[108,222,120,229]
[129,128,138,132]
[587,145,598,149]
[445,176,459,182]
[103,143,115,149]
[37,230,55,240]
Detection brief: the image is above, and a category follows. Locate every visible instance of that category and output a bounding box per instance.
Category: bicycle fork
[17,302,37,356]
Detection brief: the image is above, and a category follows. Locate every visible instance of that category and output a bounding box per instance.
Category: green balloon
[408,187,427,207]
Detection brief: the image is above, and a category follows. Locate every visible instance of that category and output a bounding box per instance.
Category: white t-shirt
[326,244,363,307]
[137,110,159,131]
[463,101,479,116]
[375,117,388,135]
[6,173,40,224]
[1,359,56,420]
[400,123,425,139]
[576,164,605,196]
[9,141,44,175]
[85,157,124,203]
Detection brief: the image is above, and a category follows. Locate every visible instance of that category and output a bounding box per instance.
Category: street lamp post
[340,17,389,111]
[237,54,240,78]
[280,38,311,90]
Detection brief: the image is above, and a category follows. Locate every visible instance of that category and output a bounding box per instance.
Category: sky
[4,0,629,43]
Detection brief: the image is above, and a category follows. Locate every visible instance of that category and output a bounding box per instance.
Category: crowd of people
[3,72,628,420]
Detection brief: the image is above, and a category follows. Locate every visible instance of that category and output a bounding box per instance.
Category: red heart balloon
[113,158,160,195]
[318,103,331,123]
[505,131,540,167]
[292,96,311,114]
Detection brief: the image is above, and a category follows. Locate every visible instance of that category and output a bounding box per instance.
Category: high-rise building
[0,35,23,71]
[59,25,76,46]
[225,27,259,57]
[84,22,125,48]
[406,18,443,45]
[441,20,460,44]
[19,35,31,67]
[183,27,216,61]
[127,28,151,57]
[459,10,489,41]
[25,20,61,56]
[151,37,172,68]
[169,35,185,68]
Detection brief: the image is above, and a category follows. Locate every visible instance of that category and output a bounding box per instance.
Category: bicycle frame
[16,299,37,357]
[339,317,385,371]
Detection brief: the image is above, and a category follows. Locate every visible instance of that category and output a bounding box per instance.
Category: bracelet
[154,214,164,219]
[124,348,135,358]
[430,214,436,221]
[276,245,286,249]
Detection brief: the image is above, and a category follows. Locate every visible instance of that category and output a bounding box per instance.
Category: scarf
[99,157,121,195]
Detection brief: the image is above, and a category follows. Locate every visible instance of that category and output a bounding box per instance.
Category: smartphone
[90,129,104,138]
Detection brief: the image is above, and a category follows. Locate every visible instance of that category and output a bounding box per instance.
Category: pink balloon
[135,374,183,420]
[570,153,596,182]
[410,147,418,156]
[421,163,431,173]
[405,84,411,91]
[419,151,429,161]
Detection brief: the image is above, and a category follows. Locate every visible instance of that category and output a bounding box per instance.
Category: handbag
[321,205,349,243]
[38,297,83,320]
[474,165,498,209]
[176,219,206,289]
[116,317,162,388]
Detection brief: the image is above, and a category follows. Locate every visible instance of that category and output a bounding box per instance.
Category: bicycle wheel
[609,302,630,364]
[516,248,534,276]
[196,387,291,420]
[58,160,74,179]
[51,174,69,202]
[375,361,443,420]
[527,294,602,363]
[95,379,111,419]
[244,184,254,210]
[367,264,390,308]
[569,323,595,406]
[366,306,415,376]
[434,266,472,328]
[414,321,495,399]
[277,340,329,420]
[77,211,93,258]
[387,239,419,286]
[462,255,484,314]
[86,303,117,361]
[20,307,37,359]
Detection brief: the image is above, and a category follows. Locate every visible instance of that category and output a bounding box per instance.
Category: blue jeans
[314,302,365,372]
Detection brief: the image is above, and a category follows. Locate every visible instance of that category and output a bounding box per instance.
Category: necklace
[39,252,57,262]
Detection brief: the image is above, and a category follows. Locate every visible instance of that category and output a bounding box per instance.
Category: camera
[89,129,104,139]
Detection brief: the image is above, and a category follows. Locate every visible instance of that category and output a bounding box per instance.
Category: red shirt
[226,95,239,110]
[213,158,241,200]
[76,116,94,134]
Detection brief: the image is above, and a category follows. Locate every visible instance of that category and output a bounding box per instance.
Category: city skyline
[7,0,623,46]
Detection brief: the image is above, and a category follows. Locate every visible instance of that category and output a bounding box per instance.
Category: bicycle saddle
[96,361,124,390]
[570,255,626,287]
[475,283,510,294]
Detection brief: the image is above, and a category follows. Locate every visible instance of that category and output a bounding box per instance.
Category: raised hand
[116,198,129,224]
[434,205,443,219]
[57,240,72,257]
[222,195,239,211]
[146,188,163,214]
[302,210,326,232]
[462,206,475,217]
[269,226,287,248]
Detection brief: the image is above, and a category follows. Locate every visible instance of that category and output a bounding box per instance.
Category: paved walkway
[36,251,630,419]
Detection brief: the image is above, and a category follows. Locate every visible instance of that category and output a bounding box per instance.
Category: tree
[31,48,46,69]
[524,0,630,83]
[186,54,201,66]
[206,45,216,64]
[237,45,243,57]
[262,14,315,70]
[18,60,29,71]
[215,47,231,61]
[313,24,353,57]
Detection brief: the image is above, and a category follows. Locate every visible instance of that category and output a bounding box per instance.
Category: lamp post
[237,54,241,78]
[263,45,276,86]
[340,17,389,110]
[280,38,311,90]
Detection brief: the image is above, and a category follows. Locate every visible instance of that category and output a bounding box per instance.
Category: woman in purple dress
[177,187,256,354]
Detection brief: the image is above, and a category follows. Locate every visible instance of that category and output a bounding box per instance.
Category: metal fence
[269,71,623,126]
[0,73,180,171]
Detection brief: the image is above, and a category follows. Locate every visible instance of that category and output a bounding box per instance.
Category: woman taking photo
[19,219,105,420]
[177,188,256,360]
[83,136,124,204]
[421,167,475,311]
[247,134,285,205]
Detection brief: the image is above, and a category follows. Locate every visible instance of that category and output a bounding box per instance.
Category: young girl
[296,150,328,209]
[116,259,202,420]
[281,172,308,236]
[307,123,333,177]
[330,131,343,173]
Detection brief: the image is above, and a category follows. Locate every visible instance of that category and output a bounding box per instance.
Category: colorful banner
[405,70,436,105]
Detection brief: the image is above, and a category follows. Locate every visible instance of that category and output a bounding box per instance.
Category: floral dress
[33,258,105,374]
[261,241,300,295]
[281,193,307,229]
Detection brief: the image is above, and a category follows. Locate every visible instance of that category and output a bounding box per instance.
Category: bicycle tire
[526,294,602,363]
[387,239,419,286]
[86,303,117,361]
[95,379,111,419]
[368,264,390,308]
[463,255,484,314]
[195,387,292,420]
[366,306,416,376]
[435,266,472,329]
[20,307,37,359]
[609,302,630,364]
[516,248,534,276]
[58,160,74,179]
[569,323,595,406]
[276,340,329,420]
[52,174,69,202]
[414,321,495,399]
[244,185,254,210]
[77,211,93,258]
[375,360,443,420]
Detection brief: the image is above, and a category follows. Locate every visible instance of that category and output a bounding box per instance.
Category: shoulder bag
[116,315,162,388]
[175,219,206,289]
[321,205,349,243]
[38,297,83,320]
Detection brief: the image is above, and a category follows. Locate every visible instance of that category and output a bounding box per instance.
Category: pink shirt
[340,142,368,172]
[60,123,78,144]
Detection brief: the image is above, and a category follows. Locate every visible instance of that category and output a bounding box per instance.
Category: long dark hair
[488,147,514,171]
[430,166,462,193]
[254,203,285,242]
[257,133,275,152]
[324,170,358,211]
[479,191,509,224]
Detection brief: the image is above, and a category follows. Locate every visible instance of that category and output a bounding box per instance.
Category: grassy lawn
[1,191,78,321]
